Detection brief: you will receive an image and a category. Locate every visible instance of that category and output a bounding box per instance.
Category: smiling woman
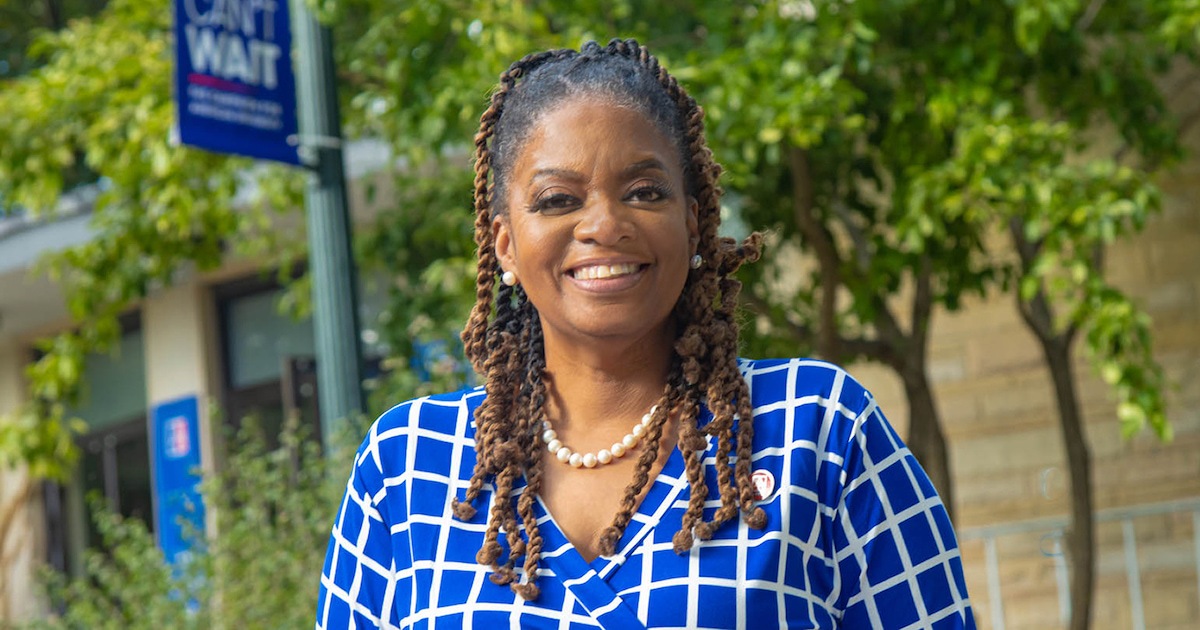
[494,101,697,348]
[317,39,977,629]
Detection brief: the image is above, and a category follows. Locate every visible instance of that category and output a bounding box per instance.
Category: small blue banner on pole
[174,0,301,164]
[151,395,206,564]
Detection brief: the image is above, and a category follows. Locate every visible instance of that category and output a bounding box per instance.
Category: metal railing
[956,496,1200,630]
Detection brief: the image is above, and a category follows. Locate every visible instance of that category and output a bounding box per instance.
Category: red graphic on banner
[166,416,191,459]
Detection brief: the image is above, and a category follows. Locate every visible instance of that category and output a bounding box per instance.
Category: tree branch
[1178,106,1200,141]
[742,291,811,347]
[866,292,908,367]
[910,255,933,364]
[1008,216,1043,266]
[44,0,64,30]
[1113,73,1200,166]
[843,336,904,368]
[1075,0,1106,32]
[1009,217,1059,341]
[789,146,843,361]
[742,291,902,367]
[832,200,872,273]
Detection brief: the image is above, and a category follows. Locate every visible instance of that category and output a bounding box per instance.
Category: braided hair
[453,39,766,601]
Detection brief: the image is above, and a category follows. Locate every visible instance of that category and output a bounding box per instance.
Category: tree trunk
[0,475,37,620]
[901,367,955,523]
[44,0,64,29]
[1040,336,1094,630]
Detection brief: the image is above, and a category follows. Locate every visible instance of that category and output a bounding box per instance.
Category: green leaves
[27,414,365,629]
[908,93,1171,445]
[1012,0,1081,54]
[0,0,307,477]
[1084,289,1171,442]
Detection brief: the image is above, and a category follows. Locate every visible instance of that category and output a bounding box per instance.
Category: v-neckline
[463,393,715,579]
[461,387,725,627]
[524,442,693,629]
[534,437,691,578]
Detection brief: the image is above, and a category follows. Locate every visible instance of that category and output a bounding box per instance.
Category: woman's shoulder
[370,385,487,437]
[739,357,888,469]
[348,385,485,493]
[739,357,872,411]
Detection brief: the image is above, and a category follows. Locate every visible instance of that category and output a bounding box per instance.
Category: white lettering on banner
[221,32,252,83]
[188,101,282,130]
[184,24,282,89]
[186,84,283,130]
[251,39,280,88]
[188,85,282,114]
[184,0,278,37]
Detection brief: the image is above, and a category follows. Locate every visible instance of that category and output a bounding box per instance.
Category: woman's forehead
[514,98,684,177]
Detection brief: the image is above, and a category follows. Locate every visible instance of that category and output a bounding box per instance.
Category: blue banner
[174,0,300,164]
[151,395,206,564]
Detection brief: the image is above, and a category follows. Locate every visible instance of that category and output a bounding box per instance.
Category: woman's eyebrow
[622,158,668,177]
[530,167,584,183]
[527,159,667,185]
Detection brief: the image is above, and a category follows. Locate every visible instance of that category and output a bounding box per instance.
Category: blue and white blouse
[317,359,977,629]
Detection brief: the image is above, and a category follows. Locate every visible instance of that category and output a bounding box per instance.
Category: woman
[318,39,975,629]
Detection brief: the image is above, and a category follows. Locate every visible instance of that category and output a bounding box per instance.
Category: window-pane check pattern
[317,359,976,629]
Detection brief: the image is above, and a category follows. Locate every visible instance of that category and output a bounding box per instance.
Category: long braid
[455,47,583,598]
[499,292,536,578]
[597,362,682,556]
[455,48,579,519]
[462,50,574,374]
[457,39,766,598]
[487,290,534,586]
[512,308,548,600]
[462,281,522,568]
[671,377,709,551]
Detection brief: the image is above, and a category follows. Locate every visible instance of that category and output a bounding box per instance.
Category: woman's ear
[686,196,700,253]
[493,215,517,275]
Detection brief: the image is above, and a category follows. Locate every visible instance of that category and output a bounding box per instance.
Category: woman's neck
[539,321,675,435]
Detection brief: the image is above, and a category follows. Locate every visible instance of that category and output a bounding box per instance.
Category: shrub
[26,413,365,630]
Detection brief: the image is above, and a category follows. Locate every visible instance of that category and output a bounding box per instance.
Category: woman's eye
[628,185,667,203]
[530,193,579,213]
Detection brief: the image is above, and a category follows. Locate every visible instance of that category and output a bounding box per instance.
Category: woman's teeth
[572,263,640,280]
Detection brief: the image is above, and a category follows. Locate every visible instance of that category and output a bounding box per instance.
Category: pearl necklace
[542,406,657,468]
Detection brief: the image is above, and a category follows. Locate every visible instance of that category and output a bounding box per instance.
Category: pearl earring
[501,270,517,286]
[690,254,703,269]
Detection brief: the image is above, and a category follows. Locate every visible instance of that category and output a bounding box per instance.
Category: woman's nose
[572,196,636,246]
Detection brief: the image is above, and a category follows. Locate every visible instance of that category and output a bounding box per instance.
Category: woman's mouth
[566,262,650,292]
[570,263,643,280]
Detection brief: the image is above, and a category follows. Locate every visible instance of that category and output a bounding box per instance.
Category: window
[217,277,322,449]
[216,274,388,449]
[43,318,151,577]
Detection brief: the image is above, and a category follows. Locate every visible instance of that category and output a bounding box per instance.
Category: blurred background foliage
[0,0,108,80]
[1,0,1198,627]
[22,414,367,630]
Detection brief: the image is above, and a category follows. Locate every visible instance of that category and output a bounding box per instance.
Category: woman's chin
[547,310,676,349]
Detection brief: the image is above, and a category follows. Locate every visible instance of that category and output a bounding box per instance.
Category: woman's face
[493,97,699,346]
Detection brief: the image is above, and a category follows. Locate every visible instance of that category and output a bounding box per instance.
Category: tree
[0,1,110,80]
[899,4,1198,625]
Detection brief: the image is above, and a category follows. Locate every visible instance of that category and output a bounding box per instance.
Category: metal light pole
[291,0,365,450]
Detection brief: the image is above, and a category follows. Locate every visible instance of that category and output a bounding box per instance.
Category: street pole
[291,0,365,451]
